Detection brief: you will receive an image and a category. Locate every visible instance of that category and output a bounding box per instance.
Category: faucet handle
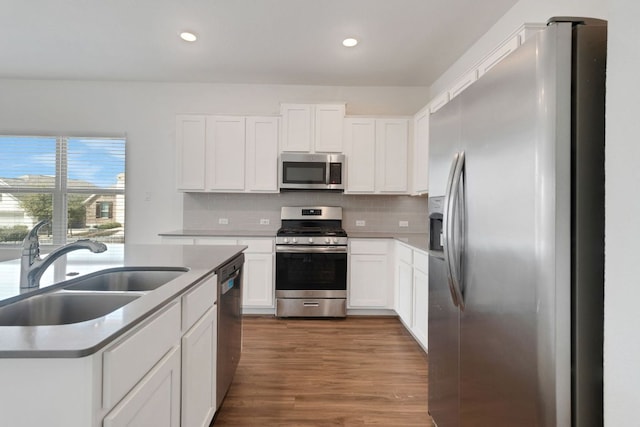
[22,219,50,255]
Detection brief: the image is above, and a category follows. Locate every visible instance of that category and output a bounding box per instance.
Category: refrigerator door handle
[443,152,461,307]
[449,151,466,309]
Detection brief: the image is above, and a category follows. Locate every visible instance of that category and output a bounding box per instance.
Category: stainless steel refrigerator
[427,17,606,427]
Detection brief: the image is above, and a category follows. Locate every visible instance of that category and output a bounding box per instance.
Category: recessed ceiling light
[179,31,197,42]
[342,38,358,48]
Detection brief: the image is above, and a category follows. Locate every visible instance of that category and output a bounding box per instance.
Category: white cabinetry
[205,116,246,191]
[103,346,181,427]
[176,115,206,191]
[376,119,409,192]
[239,239,275,309]
[103,302,182,409]
[245,116,280,192]
[395,242,413,326]
[176,115,279,193]
[343,118,375,192]
[194,237,275,312]
[393,240,428,351]
[344,118,409,194]
[348,239,393,309]
[412,250,429,349]
[280,103,345,153]
[412,107,429,194]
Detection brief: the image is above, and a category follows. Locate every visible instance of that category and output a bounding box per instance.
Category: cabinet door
[205,116,246,191]
[280,104,313,152]
[412,261,429,350]
[181,307,217,427]
[176,115,206,190]
[103,346,181,427]
[376,119,408,193]
[349,254,390,308]
[246,116,279,192]
[397,260,414,326]
[242,252,274,308]
[314,104,345,152]
[344,118,376,193]
[413,108,429,194]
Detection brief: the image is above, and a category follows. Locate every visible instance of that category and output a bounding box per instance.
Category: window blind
[0,136,126,245]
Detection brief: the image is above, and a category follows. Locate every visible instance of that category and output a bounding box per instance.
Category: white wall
[429,0,640,424]
[603,0,640,424]
[0,81,428,243]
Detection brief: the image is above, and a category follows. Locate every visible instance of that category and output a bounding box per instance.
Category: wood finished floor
[212,316,434,427]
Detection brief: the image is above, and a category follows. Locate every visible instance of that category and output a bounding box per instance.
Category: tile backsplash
[183,192,428,234]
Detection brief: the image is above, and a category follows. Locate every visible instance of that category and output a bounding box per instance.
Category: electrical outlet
[399,220,409,227]
[356,220,366,227]
[260,218,270,225]
[218,218,229,225]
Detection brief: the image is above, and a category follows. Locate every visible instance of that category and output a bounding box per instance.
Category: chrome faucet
[20,220,108,288]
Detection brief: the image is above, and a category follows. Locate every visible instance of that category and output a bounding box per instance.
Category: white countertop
[0,244,245,358]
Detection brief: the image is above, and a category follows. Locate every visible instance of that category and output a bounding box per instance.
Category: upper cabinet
[205,116,246,191]
[344,117,409,194]
[343,118,376,192]
[245,116,280,192]
[376,119,408,193]
[176,115,279,193]
[412,106,429,195]
[280,103,345,153]
[176,115,206,191]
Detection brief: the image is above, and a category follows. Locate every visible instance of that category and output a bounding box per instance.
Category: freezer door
[428,255,460,427]
[428,96,461,197]
[457,23,572,426]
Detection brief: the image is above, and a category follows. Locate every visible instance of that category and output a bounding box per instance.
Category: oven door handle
[275,245,348,253]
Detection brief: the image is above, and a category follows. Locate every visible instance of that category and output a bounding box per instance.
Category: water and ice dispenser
[429,196,444,253]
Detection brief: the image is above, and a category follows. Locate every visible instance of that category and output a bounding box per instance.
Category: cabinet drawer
[414,250,429,273]
[182,274,217,331]
[349,239,389,255]
[103,302,181,409]
[238,238,274,253]
[396,242,413,264]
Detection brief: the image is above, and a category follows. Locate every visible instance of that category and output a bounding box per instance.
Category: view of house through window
[0,136,125,246]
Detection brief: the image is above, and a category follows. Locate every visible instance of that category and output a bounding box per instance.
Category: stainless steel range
[275,206,348,318]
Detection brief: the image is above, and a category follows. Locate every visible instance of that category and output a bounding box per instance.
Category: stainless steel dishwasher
[215,253,244,410]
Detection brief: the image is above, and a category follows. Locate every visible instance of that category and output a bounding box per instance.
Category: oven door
[275,246,347,298]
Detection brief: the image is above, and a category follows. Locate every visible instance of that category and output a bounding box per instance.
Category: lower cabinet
[394,241,429,351]
[179,237,275,312]
[396,243,414,326]
[348,239,393,309]
[181,306,217,427]
[412,251,429,349]
[103,346,181,427]
[238,239,274,309]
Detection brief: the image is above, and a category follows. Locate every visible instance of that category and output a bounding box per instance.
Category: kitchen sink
[0,292,141,326]
[62,267,189,292]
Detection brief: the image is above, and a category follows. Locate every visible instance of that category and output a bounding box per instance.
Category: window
[0,136,125,245]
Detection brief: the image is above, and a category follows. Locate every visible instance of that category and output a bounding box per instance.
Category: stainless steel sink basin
[0,292,141,326]
[62,267,189,292]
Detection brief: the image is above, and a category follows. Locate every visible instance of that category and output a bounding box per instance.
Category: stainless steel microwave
[279,153,345,191]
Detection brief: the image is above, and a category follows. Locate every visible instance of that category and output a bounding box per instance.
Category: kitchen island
[0,243,246,427]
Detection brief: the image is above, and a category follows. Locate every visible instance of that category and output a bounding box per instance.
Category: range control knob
[283,237,289,244]
[292,238,298,244]
[325,237,331,244]
[332,238,338,244]
[308,237,314,243]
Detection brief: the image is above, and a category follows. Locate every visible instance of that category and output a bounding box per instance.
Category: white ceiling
[0,0,519,87]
